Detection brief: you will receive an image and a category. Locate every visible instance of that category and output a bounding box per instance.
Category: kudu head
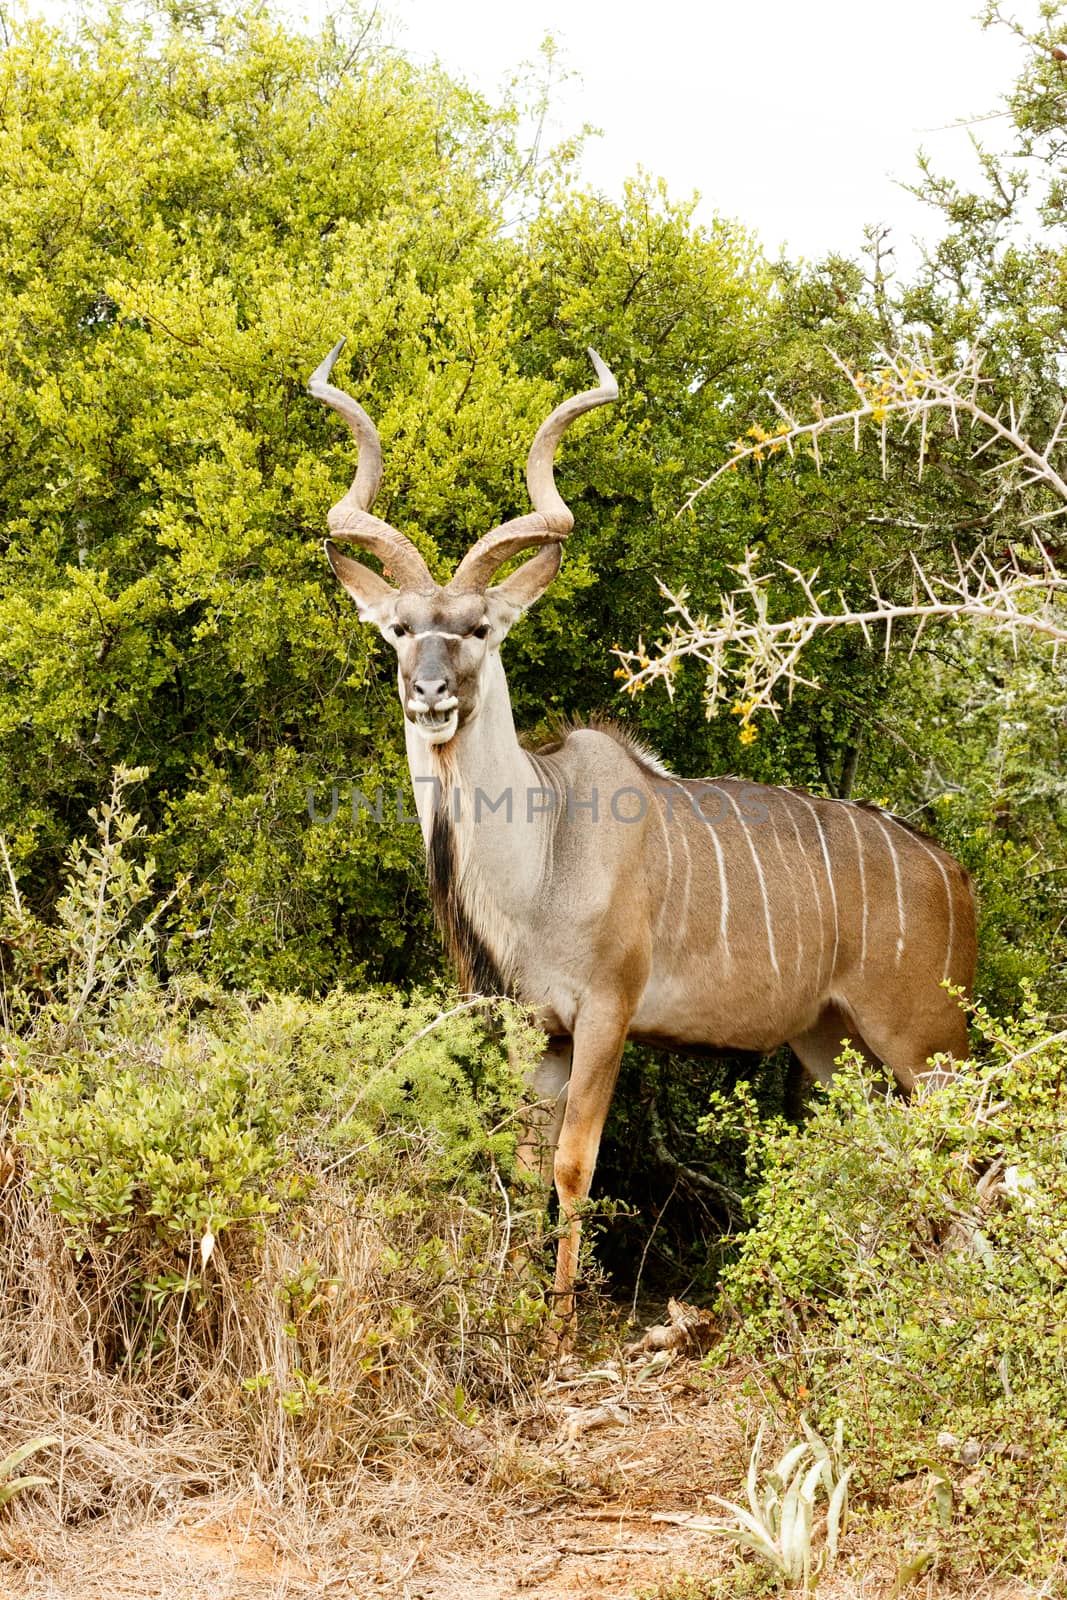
[309,341,617,746]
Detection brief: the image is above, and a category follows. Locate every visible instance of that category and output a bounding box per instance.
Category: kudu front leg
[550,1004,629,1347]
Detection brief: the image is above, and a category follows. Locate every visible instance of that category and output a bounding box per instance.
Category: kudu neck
[404,650,538,846]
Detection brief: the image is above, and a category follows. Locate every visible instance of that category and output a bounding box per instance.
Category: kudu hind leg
[788,1002,884,1091]
[853,997,970,1093]
[515,1037,572,1190]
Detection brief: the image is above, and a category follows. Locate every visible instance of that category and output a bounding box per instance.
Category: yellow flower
[738,724,758,746]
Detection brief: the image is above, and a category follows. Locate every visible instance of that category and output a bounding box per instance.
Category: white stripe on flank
[781,798,826,988]
[842,804,868,967]
[706,815,730,951]
[908,830,956,982]
[675,801,693,936]
[652,788,675,938]
[768,811,804,980]
[871,812,906,964]
[722,787,780,980]
[675,781,729,952]
[793,794,840,978]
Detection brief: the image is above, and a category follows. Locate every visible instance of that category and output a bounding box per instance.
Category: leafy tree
[0,4,777,988]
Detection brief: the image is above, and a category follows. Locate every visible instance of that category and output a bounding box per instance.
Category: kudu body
[310,343,976,1334]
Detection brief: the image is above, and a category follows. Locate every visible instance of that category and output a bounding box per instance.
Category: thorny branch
[614,345,1067,725]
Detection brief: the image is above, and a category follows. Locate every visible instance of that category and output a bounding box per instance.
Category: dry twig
[614,345,1067,722]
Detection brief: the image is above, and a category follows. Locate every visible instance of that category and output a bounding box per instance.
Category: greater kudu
[310,342,976,1336]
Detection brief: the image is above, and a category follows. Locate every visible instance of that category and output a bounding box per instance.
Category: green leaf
[0,1437,59,1481]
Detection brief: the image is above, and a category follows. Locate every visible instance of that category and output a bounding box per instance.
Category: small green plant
[0,1438,58,1508]
[636,1578,752,1600]
[691,1419,851,1592]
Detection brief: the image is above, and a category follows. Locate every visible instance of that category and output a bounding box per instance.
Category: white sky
[377,0,1032,270]
[38,0,1038,267]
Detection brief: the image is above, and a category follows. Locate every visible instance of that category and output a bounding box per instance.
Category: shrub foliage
[716,1014,1067,1575]
[0,775,550,1518]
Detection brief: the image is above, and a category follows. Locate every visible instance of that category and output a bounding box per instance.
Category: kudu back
[310,342,976,1337]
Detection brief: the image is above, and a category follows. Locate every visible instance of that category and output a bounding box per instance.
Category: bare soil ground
[0,1356,1057,1600]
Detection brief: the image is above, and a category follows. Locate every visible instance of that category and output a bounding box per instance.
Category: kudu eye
[471,623,490,640]
[392,623,409,638]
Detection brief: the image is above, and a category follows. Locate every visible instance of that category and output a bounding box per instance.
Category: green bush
[4,770,541,1250]
[17,981,541,1248]
[714,1003,1067,1577]
[0,772,551,1517]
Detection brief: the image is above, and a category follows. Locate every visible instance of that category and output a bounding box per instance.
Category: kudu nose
[413,677,449,705]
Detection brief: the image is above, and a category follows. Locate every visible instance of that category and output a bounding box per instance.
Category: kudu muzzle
[406,639,460,744]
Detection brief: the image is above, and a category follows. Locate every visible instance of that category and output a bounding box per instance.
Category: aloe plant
[692,1419,852,1591]
[0,1438,58,1508]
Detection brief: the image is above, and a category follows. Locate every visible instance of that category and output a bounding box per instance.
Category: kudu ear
[484,543,562,632]
[325,539,398,621]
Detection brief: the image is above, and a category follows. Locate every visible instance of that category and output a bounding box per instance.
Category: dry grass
[3,1334,1062,1600]
[0,1325,758,1599]
[0,1146,551,1567]
[2,1123,1064,1597]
